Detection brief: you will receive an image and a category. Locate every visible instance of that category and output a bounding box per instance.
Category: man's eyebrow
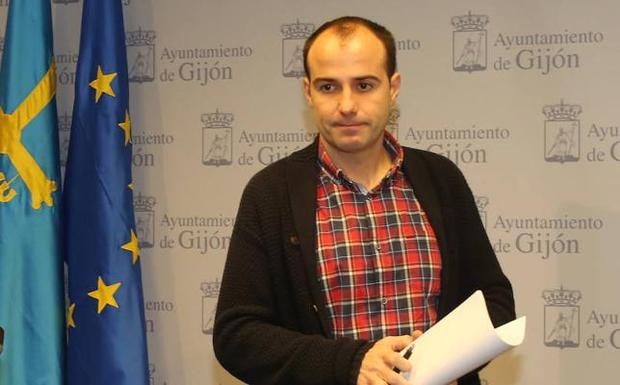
[312,75,381,84]
[312,77,336,85]
[353,75,381,82]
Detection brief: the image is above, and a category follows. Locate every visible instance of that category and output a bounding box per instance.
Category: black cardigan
[214,139,515,385]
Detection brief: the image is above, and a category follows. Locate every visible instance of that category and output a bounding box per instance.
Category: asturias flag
[64,0,149,384]
[0,0,65,384]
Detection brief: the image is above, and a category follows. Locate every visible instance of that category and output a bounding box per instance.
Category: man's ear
[303,76,313,105]
[389,72,401,102]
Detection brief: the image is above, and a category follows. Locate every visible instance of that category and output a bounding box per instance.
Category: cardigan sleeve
[415,152,515,385]
[213,169,372,385]
[436,154,516,328]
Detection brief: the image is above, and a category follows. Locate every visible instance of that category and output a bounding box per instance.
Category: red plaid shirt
[316,132,442,341]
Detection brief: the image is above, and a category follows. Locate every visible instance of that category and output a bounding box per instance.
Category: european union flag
[64,0,149,384]
[0,1,65,384]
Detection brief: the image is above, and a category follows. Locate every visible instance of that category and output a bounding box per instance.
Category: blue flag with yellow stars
[0,0,65,384]
[64,0,149,384]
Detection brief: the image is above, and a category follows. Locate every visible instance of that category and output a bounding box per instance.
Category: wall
[1,1,618,384]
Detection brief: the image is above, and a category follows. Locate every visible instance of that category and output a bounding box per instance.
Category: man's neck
[321,136,393,191]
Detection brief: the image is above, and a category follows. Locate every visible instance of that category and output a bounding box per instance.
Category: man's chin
[330,123,371,137]
[330,139,369,154]
[320,130,382,154]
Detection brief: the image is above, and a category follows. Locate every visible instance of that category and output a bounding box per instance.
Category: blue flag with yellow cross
[64,0,149,384]
[0,0,65,384]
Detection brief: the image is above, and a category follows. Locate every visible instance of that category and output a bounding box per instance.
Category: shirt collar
[317,130,404,191]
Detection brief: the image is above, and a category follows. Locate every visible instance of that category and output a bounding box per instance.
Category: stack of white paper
[401,290,526,385]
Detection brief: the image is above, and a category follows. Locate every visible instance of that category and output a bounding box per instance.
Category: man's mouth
[334,122,365,128]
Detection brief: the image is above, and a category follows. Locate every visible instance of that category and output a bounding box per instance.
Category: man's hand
[357,331,422,385]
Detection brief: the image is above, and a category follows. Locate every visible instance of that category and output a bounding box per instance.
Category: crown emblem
[133,193,156,211]
[542,286,581,306]
[475,196,489,211]
[201,279,221,298]
[58,112,72,132]
[202,109,234,128]
[281,20,315,39]
[126,28,156,46]
[543,100,582,121]
[451,11,489,31]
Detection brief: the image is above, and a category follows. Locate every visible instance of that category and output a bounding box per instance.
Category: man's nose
[337,87,358,116]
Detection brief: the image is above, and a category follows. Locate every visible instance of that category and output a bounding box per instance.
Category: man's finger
[367,372,388,385]
[381,367,410,385]
[389,353,412,373]
[386,335,414,350]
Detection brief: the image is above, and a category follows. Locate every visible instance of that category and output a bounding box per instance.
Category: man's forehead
[307,27,386,76]
[311,26,382,54]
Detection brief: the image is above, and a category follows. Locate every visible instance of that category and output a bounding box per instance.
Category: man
[214,16,515,385]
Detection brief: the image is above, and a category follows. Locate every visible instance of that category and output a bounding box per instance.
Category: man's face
[303,27,400,157]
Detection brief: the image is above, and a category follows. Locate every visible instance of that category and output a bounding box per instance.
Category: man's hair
[303,16,397,79]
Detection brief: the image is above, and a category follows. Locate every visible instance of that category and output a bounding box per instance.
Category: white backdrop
[2,1,619,384]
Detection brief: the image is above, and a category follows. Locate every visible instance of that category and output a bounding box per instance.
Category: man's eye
[319,84,335,92]
[358,82,373,91]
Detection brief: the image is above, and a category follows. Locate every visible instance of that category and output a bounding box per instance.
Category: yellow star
[67,303,76,328]
[128,181,134,190]
[88,276,122,314]
[118,110,132,146]
[89,65,117,103]
[121,229,140,264]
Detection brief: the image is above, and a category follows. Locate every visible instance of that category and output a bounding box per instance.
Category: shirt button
[376,244,381,251]
[381,298,388,306]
